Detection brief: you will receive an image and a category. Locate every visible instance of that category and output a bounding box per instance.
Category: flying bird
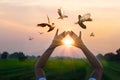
[90,32,95,37]
[57,8,68,19]
[75,13,92,29]
[38,32,44,34]
[37,16,55,32]
[29,36,34,40]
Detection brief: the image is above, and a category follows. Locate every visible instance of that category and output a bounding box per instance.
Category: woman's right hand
[68,31,85,49]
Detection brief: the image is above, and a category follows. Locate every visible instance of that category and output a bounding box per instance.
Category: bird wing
[90,33,94,36]
[61,8,64,16]
[85,18,92,21]
[82,13,91,21]
[63,15,68,18]
[37,23,54,32]
[78,21,86,29]
[37,23,50,27]
[58,8,62,17]
[47,26,55,32]
[61,8,68,17]
[46,24,52,28]
[38,32,43,34]
[29,37,34,40]
[78,15,81,20]
[47,15,50,24]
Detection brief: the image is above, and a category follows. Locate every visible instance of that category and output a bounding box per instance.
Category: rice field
[0,59,120,80]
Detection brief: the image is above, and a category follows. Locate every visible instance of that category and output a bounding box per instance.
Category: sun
[63,39,73,45]
[62,35,74,46]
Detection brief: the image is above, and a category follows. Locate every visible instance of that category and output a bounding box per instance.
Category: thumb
[55,29,59,36]
[79,31,82,38]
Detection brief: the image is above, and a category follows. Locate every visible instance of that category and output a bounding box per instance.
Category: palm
[50,29,67,48]
[68,31,84,49]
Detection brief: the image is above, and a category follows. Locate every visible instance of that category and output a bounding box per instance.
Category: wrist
[80,44,87,50]
[77,43,86,49]
[49,44,57,49]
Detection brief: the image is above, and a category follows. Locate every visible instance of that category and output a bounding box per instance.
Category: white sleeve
[38,77,46,80]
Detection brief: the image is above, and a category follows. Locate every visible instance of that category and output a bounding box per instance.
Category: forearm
[35,45,56,68]
[80,44,102,69]
[35,67,46,80]
[35,45,56,80]
[80,44,103,80]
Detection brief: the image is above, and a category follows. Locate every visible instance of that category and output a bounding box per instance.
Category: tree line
[96,48,120,62]
[0,51,36,61]
[0,48,120,62]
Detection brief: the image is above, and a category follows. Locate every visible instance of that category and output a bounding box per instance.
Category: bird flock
[29,8,94,40]
[37,8,92,31]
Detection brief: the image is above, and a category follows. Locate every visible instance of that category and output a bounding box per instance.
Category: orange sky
[0,0,120,57]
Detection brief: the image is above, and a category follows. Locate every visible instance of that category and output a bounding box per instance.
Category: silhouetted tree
[1,52,9,59]
[96,54,104,60]
[116,48,120,55]
[8,52,19,59]
[8,52,27,61]
[0,53,1,59]
[104,52,116,61]
[18,52,27,61]
[116,48,120,61]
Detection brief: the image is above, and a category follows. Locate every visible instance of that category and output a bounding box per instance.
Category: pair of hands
[50,29,85,49]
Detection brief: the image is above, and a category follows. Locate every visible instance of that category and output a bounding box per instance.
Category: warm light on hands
[62,35,74,46]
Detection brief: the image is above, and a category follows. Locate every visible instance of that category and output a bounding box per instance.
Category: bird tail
[63,15,68,18]
[58,17,63,19]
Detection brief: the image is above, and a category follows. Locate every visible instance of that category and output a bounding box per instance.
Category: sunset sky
[0,0,120,57]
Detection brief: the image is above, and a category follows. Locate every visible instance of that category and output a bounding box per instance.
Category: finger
[79,31,81,38]
[66,31,70,35]
[59,31,66,39]
[61,31,66,37]
[68,31,73,37]
[64,31,69,36]
[69,31,78,40]
[70,31,78,37]
[59,31,65,36]
[54,29,59,39]
[55,29,59,36]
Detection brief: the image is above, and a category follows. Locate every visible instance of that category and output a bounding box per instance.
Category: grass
[0,59,120,80]
[0,59,35,80]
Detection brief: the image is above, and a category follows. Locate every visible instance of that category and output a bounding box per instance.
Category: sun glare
[62,35,74,46]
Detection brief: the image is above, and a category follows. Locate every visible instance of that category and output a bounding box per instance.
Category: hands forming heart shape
[50,29,85,49]
[35,29,103,80]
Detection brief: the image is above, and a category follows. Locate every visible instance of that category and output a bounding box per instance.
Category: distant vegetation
[0,48,120,80]
[0,51,36,61]
[0,48,120,62]
[96,48,120,62]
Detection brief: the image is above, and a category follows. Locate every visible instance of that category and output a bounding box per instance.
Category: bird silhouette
[37,16,55,32]
[90,32,95,37]
[57,8,68,19]
[38,32,44,34]
[75,13,92,29]
[29,36,34,40]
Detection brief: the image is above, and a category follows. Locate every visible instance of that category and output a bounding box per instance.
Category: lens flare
[62,35,74,46]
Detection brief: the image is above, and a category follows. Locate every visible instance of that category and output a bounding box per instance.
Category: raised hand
[50,29,68,48]
[35,29,68,80]
[68,31,85,49]
[68,31,103,80]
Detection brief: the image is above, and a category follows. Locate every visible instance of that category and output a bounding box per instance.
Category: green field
[0,59,120,80]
